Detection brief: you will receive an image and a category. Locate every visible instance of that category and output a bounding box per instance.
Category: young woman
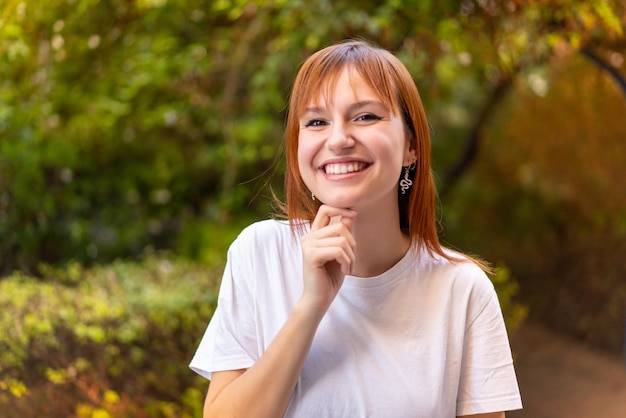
[190,40,522,418]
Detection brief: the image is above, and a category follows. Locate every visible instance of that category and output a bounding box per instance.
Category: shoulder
[224,219,303,296]
[229,219,302,255]
[420,247,495,297]
[416,248,503,328]
[423,247,487,278]
[235,218,294,242]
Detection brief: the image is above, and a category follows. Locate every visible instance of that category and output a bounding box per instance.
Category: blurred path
[508,321,626,418]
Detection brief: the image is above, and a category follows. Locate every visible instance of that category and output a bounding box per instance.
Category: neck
[350,203,411,278]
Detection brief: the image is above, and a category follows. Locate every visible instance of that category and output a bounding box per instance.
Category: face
[297,67,415,212]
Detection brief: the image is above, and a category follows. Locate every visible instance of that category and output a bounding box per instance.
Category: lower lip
[320,166,369,180]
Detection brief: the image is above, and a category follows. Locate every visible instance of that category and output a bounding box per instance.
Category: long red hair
[279,40,460,262]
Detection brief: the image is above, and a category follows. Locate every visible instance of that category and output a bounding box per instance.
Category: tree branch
[579,46,626,97]
[439,73,515,199]
[218,6,269,221]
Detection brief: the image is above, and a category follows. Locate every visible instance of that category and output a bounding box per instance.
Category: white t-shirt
[190,219,522,417]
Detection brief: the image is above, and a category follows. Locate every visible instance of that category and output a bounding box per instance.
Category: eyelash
[303,114,382,128]
[304,119,327,128]
[355,113,382,122]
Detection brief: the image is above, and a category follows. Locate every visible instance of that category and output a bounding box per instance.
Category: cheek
[296,139,306,169]
[297,135,316,167]
[296,138,314,183]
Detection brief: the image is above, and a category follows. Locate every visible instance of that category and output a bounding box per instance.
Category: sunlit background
[1,0,625,416]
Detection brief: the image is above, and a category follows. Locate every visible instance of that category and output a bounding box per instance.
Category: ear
[403,144,417,166]
[402,125,417,165]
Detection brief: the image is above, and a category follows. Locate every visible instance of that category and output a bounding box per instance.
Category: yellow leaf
[103,389,120,404]
[45,368,67,385]
[1,378,29,398]
[91,408,111,418]
[592,0,624,35]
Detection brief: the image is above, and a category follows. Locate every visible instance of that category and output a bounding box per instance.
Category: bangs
[291,43,401,118]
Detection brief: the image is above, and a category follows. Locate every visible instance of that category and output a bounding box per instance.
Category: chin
[318,194,361,209]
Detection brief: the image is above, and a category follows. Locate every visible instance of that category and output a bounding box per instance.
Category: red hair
[279,40,462,262]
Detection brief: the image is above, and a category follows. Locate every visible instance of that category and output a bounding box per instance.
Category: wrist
[293,297,329,326]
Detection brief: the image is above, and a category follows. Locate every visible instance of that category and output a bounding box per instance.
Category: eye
[354,113,382,123]
[303,119,328,128]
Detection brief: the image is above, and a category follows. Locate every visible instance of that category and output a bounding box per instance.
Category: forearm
[204,301,324,418]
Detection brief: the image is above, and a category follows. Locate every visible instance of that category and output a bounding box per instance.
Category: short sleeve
[189,243,258,380]
[456,279,523,415]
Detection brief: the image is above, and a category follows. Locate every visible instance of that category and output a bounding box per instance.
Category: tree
[0,0,623,273]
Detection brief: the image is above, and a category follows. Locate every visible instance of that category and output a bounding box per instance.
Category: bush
[489,264,528,334]
[0,255,221,417]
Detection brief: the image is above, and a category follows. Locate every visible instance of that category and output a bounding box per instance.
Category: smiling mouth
[323,162,369,175]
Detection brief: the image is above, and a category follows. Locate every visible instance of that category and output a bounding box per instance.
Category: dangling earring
[312,193,316,201]
[400,161,416,195]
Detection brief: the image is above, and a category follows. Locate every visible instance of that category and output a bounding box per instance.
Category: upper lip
[318,157,371,170]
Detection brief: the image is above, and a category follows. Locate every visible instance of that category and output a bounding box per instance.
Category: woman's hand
[299,205,357,315]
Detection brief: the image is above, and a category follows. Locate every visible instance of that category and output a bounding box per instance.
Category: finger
[303,222,356,249]
[329,215,342,225]
[339,214,354,233]
[310,236,356,263]
[303,245,354,276]
[303,236,356,274]
[311,205,356,231]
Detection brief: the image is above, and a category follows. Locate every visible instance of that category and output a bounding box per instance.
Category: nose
[326,122,354,152]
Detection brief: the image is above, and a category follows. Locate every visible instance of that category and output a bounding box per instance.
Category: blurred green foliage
[0,254,221,417]
[1,0,623,274]
[490,265,528,334]
[0,0,287,272]
[0,210,246,415]
[0,0,625,414]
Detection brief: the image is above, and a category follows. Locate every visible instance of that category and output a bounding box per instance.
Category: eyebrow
[303,106,325,114]
[303,100,388,115]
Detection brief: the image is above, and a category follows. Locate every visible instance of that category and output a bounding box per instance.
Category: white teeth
[324,162,365,175]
